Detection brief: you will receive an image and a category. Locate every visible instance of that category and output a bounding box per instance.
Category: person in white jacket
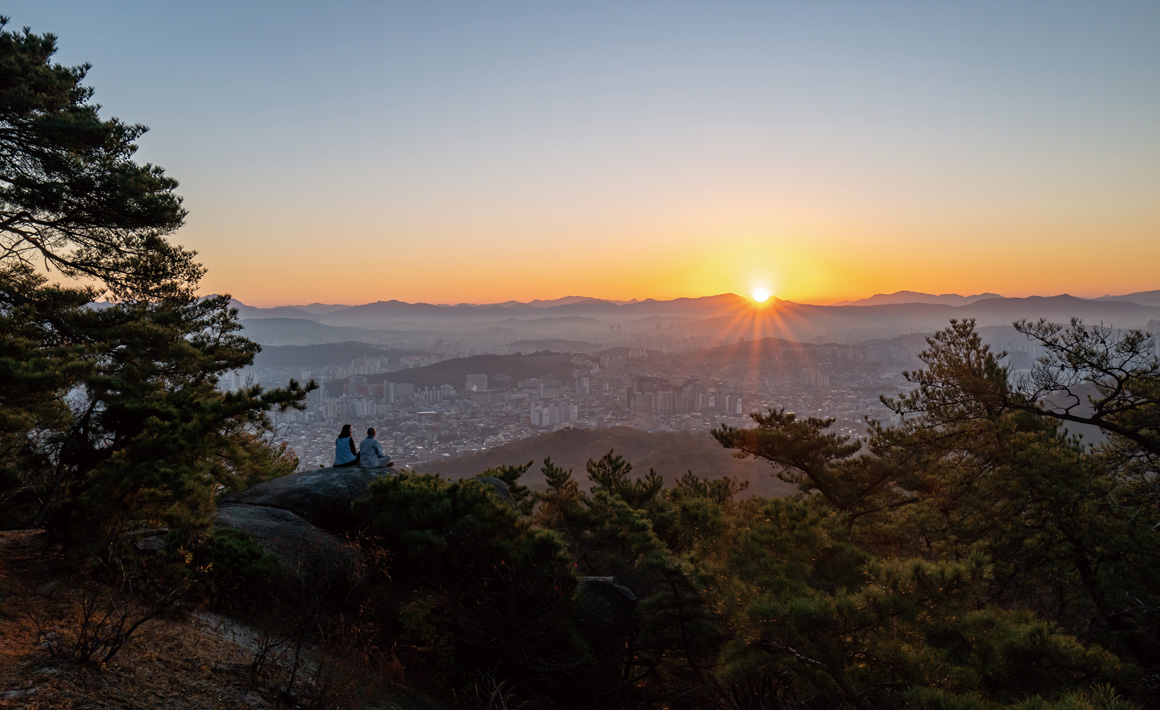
[358,427,395,469]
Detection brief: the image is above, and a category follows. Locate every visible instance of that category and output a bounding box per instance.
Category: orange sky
[190,187,1159,306]
[15,2,1158,307]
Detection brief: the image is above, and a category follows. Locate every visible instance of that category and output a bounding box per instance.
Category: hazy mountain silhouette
[226,293,759,328]
[684,296,1160,343]
[530,298,635,316]
[507,296,599,308]
[290,302,354,314]
[612,293,752,318]
[234,292,1160,345]
[835,291,1003,307]
[239,318,394,346]
[1097,290,1160,308]
[319,299,477,325]
[960,295,1158,321]
[229,300,319,320]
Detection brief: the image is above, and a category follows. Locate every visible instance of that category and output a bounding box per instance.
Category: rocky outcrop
[473,475,516,505]
[214,466,387,583]
[215,468,524,596]
[214,504,353,583]
[220,466,392,529]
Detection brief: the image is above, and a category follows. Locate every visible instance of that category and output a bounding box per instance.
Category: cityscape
[224,297,1160,473]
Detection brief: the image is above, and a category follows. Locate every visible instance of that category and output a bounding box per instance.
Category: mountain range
[232,291,1160,347]
[834,291,1004,307]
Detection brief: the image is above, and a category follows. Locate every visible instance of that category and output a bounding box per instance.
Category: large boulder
[214,503,354,585]
[220,466,392,529]
[215,470,517,600]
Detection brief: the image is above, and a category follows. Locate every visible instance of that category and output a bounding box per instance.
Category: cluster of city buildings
[220,303,1160,474]
[626,376,745,416]
[237,337,946,472]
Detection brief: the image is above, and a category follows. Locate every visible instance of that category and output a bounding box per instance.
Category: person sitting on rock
[359,427,395,469]
[333,424,360,468]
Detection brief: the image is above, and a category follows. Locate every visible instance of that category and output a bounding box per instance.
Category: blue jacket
[334,436,357,465]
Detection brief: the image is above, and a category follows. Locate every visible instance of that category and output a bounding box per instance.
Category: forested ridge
[3,17,1160,710]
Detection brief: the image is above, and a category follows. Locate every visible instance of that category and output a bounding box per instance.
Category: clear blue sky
[7,1,1159,305]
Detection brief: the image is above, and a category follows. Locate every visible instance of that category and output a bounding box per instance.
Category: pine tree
[0,19,310,548]
[0,17,196,300]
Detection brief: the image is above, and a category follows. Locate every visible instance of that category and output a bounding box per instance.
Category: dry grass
[0,530,446,710]
[0,530,295,709]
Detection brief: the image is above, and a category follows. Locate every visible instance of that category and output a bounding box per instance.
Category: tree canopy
[0,16,199,301]
[0,18,309,551]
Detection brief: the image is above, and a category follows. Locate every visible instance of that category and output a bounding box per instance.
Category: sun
[751,287,772,304]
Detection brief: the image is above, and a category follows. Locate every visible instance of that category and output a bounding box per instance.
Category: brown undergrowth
[0,531,429,710]
[0,530,276,709]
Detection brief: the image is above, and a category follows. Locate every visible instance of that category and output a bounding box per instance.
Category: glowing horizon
[10,2,1156,309]
[225,279,1157,310]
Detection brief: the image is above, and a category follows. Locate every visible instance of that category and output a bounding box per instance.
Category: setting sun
[752,287,772,304]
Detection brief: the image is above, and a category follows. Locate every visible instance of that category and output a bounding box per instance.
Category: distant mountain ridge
[474,296,639,308]
[231,289,1160,321]
[227,290,1160,346]
[238,318,394,346]
[834,291,1004,307]
[688,295,1160,344]
[230,302,317,320]
[834,289,1160,310]
[289,303,354,314]
[228,293,754,325]
[1095,290,1160,308]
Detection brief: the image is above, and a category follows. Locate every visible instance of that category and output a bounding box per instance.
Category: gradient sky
[8,1,1159,306]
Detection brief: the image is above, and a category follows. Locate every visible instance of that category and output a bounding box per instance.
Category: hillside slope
[416,426,798,498]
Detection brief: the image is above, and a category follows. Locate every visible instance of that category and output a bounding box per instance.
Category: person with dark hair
[333,424,360,467]
[359,427,394,469]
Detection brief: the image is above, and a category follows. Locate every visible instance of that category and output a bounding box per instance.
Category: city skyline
[8,1,1159,306]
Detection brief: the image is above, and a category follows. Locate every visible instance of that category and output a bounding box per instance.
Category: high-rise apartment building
[465,374,488,392]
